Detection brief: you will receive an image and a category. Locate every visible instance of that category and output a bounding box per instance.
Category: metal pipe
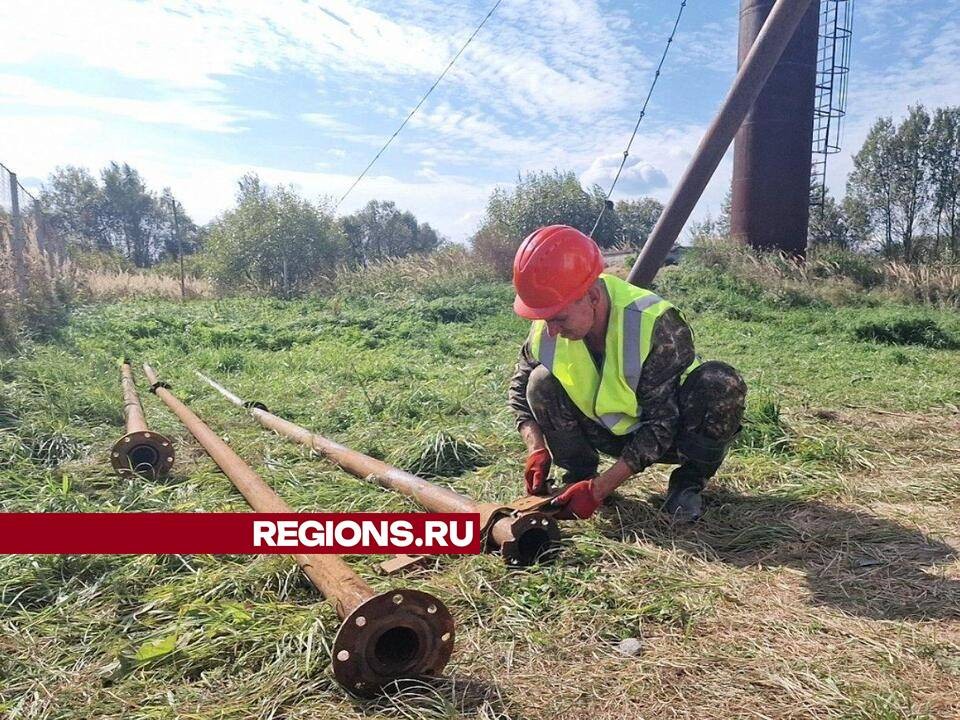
[143,363,454,696]
[627,0,816,287]
[197,371,560,568]
[111,361,175,479]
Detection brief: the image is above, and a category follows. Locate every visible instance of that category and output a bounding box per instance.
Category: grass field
[2,254,959,719]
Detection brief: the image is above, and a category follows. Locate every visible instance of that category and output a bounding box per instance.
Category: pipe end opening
[332,590,454,697]
[500,513,561,567]
[111,431,175,479]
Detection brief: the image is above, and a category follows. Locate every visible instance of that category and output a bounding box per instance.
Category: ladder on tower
[810,0,854,213]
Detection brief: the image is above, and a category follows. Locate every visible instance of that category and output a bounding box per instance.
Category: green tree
[41,162,194,268]
[100,162,163,268]
[614,197,663,248]
[479,170,618,247]
[471,170,618,276]
[808,190,851,249]
[848,117,897,257]
[687,189,732,244]
[39,166,110,253]
[848,108,933,262]
[928,106,960,259]
[890,105,931,262]
[157,188,200,261]
[340,200,441,265]
[841,194,872,250]
[204,174,345,296]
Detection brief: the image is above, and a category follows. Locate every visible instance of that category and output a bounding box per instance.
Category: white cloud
[0,74,267,133]
[581,154,669,195]
[0,0,660,126]
[675,21,738,74]
[0,2,255,90]
[300,113,386,147]
[0,0,452,89]
[14,0,949,247]
[300,113,352,131]
[0,106,492,241]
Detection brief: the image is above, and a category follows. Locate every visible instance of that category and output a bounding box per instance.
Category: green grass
[2,256,959,719]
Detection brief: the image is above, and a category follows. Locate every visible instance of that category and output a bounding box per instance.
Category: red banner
[0,513,481,555]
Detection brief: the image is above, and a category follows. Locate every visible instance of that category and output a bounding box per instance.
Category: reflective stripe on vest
[529,274,701,435]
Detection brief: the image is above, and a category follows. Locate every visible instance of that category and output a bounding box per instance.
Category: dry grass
[78,268,215,301]
[882,261,960,307]
[693,239,960,309]
[0,224,72,348]
[328,247,497,299]
[436,406,960,719]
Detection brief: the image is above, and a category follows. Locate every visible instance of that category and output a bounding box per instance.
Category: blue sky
[1,0,957,242]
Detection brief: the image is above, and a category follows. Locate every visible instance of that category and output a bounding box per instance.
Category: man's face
[544,293,594,340]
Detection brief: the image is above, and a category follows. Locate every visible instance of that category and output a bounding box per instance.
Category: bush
[0,228,74,349]
[471,226,517,279]
[881,261,960,307]
[202,175,346,297]
[422,295,501,323]
[685,238,960,309]
[327,247,495,300]
[78,269,213,301]
[809,247,885,288]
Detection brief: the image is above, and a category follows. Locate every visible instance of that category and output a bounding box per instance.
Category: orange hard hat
[512,225,604,320]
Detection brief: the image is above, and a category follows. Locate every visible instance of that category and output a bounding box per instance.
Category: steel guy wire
[589,0,688,238]
[333,0,504,213]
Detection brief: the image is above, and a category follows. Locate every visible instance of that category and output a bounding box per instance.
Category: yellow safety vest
[529,274,700,435]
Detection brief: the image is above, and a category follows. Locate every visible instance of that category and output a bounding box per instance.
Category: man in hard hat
[508,225,747,522]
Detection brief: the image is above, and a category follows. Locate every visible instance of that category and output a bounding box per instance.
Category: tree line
[40,163,200,268]
[38,103,959,297]
[814,104,960,262]
[40,164,442,295]
[472,108,960,269]
[40,162,664,292]
[203,175,441,295]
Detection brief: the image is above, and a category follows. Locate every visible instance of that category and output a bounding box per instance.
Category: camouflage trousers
[526,361,747,491]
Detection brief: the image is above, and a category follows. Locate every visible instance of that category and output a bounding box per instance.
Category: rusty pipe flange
[489,511,561,567]
[332,589,454,697]
[110,430,175,479]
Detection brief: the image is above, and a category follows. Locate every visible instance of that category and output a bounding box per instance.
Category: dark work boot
[661,428,732,522]
[663,486,703,522]
[662,467,705,522]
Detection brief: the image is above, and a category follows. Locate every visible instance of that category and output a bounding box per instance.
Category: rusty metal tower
[730,0,822,255]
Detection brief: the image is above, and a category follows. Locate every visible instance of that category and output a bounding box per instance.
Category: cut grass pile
[1,253,959,719]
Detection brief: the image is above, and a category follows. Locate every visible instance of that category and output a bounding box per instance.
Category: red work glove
[524,448,552,495]
[551,478,602,519]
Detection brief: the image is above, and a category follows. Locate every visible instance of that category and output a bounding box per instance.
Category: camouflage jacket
[507,307,696,472]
